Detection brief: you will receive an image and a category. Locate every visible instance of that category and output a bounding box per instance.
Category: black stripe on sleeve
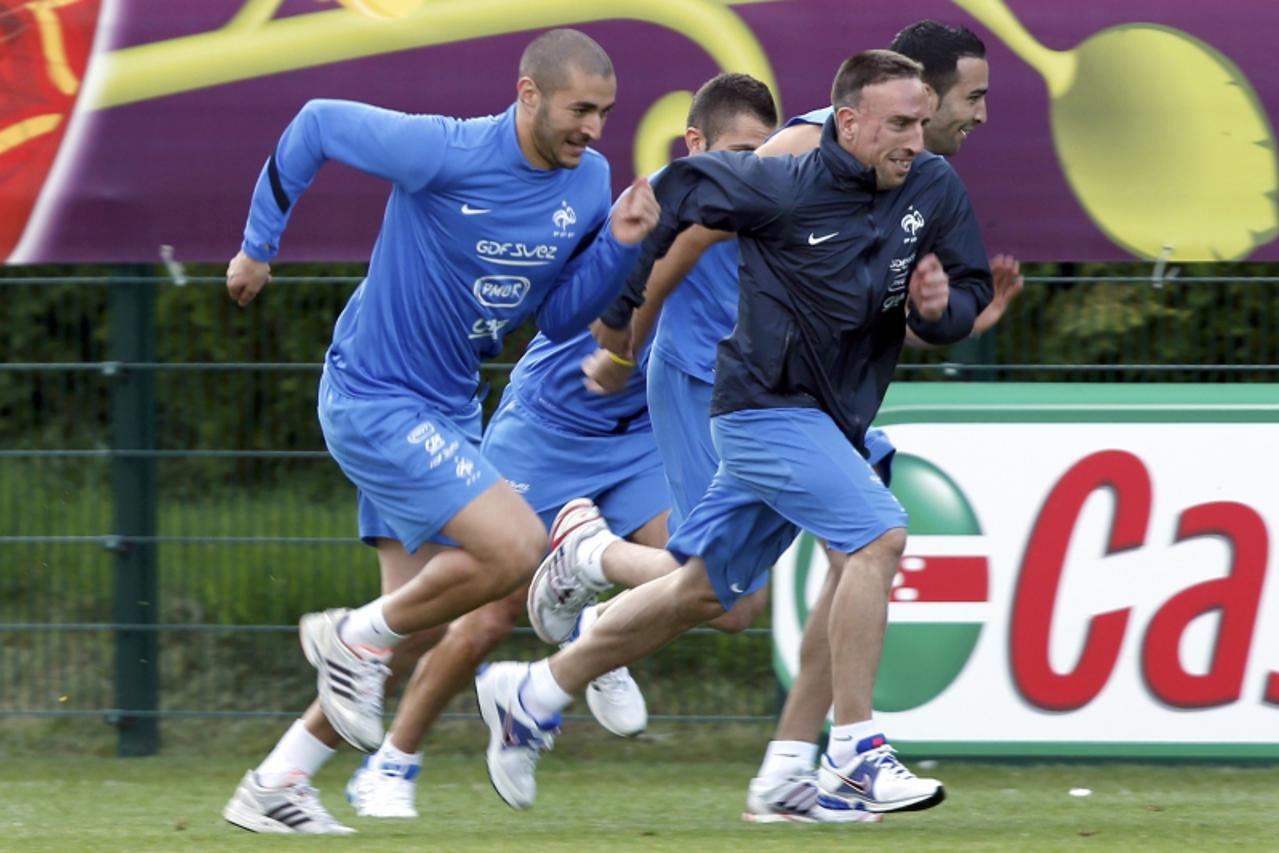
[267,155,291,214]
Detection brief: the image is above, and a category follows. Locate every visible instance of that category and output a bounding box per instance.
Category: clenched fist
[908,253,949,322]
[609,176,661,246]
[226,251,271,307]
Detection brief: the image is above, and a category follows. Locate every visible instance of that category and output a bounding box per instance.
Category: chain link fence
[3,267,1276,754]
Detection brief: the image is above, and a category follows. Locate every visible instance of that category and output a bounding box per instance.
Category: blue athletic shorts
[319,370,500,555]
[667,407,909,609]
[481,390,668,538]
[646,352,720,529]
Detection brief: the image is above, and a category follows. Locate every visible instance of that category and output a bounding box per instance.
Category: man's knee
[711,588,767,633]
[448,597,522,664]
[481,519,547,596]
[670,562,729,625]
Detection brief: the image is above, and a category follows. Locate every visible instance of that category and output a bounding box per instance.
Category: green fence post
[109,267,159,756]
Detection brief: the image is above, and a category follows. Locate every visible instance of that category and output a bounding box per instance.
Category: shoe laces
[287,783,344,828]
[546,549,601,610]
[353,659,391,715]
[591,666,633,696]
[862,744,915,779]
[376,772,416,810]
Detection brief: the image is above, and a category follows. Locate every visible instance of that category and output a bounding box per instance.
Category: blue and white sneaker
[475,661,560,809]
[345,752,421,818]
[743,771,882,824]
[818,734,944,813]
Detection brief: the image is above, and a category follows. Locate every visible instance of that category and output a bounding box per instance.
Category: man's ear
[684,127,706,155]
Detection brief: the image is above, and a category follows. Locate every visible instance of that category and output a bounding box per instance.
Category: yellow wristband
[606,351,637,368]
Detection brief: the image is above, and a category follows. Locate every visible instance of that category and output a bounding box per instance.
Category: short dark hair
[686,73,778,145]
[519,28,614,93]
[889,20,986,99]
[829,49,924,109]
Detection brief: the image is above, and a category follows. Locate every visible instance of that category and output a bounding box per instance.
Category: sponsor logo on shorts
[407,421,436,444]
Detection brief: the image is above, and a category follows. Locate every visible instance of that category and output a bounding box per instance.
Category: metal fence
[2,269,1277,755]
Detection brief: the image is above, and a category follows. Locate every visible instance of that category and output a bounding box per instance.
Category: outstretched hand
[971,254,1024,335]
[609,176,660,246]
[907,253,949,322]
[226,251,271,307]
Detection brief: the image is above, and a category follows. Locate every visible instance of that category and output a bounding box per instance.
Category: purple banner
[5,0,1277,263]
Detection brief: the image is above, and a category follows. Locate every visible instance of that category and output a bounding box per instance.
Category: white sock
[339,597,406,650]
[374,739,422,770]
[579,529,619,588]
[518,659,573,722]
[826,720,883,766]
[255,719,336,788]
[757,740,819,779]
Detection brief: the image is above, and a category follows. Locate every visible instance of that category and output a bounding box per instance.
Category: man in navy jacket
[478,50,991,815]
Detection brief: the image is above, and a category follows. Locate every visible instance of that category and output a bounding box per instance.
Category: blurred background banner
[4,0,1278,265]
[773,384,1279,758]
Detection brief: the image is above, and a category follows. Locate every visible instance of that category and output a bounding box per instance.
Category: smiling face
[839,76,931,189]
[517,65,616,170]
[925,56,989,155]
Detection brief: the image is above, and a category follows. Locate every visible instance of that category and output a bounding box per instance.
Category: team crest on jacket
[901,207,926,243]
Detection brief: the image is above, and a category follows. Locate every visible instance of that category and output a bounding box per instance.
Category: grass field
[4,722,1277,852]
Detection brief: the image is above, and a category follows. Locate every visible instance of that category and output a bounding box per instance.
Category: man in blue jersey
[478,49,993,814]
[220,28,658,834]
[343,71,782,818]
[564,21,1021,823]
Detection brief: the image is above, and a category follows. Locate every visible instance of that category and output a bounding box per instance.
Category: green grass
[2,722,1277,851]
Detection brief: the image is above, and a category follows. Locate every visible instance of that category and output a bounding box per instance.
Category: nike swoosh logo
[808,232,838,245]
[461,204,492,215]
[730,583,746,594]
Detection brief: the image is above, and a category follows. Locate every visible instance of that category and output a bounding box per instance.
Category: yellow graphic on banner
[955,0,1279,260]
[89,0,779,181]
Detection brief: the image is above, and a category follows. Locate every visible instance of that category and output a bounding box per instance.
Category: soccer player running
[219,28,659,834]
[566,21,1020,822]
[477,49,993,815]
[345,73,782,818]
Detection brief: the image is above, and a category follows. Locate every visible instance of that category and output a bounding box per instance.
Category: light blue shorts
[667,407,909,609]
[481,391,668,537]
[319,371,500,555]
[646,352,721,529]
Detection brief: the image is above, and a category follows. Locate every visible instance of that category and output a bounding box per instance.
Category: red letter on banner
[1011,450,1151,711]
[1142,502,1269,708]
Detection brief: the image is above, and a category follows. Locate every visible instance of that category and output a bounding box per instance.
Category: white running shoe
[223,770,355,834]
[818,734,945,813]
[345,753,421,818]
[527,498,614,644]
[743,771,882,824]
[299,608,391,753]
[475,661,559,810]
[585,666,647,738]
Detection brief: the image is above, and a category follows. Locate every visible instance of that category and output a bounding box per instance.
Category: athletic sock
[255,719,335,788]
[757,740,819,779]
[518,659,573,722]
[339,597,405,651]
[374,739,423,774]
[826,720,883,767]
[578,528,619,588]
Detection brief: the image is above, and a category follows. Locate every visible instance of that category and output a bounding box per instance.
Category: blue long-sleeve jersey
[240,100,639,412]
[628,116,992,453]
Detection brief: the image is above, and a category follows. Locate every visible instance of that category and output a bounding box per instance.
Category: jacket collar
[819,114,877,193]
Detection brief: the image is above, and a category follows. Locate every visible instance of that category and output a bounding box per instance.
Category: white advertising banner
[771,384,1279,757]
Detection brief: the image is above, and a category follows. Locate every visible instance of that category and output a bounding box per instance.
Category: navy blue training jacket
[615,116,993,455]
